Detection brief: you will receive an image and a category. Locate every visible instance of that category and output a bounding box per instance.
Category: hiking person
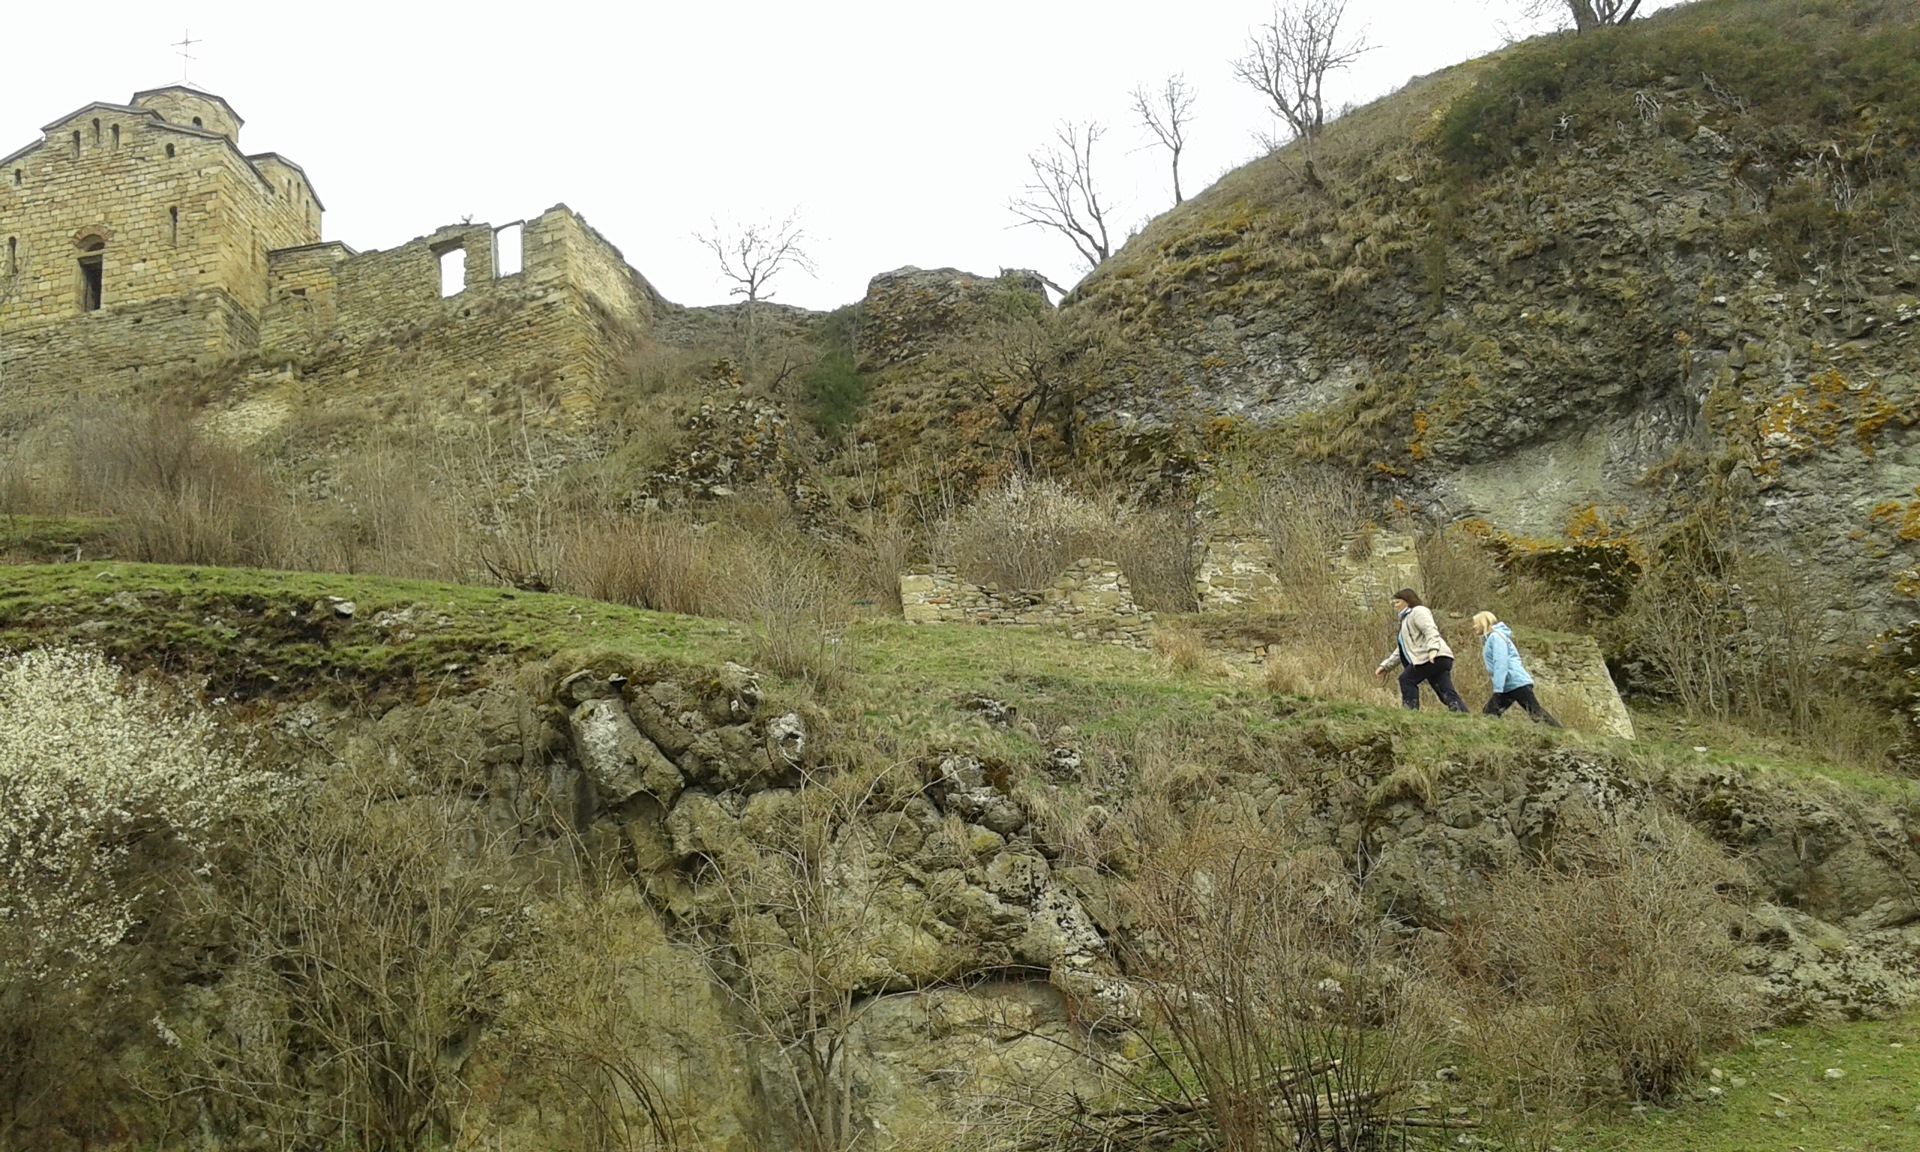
[1474,611,1562,727]
[1374,589,1468,712]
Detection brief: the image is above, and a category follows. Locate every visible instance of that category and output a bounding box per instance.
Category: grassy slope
[1569,1011,1920,1152]
[4,562,1917,1148]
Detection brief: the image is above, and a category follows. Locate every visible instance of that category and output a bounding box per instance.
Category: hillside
[7,6,1920,1150]
[2,563,1918,1150]
[1070,0,1920,625]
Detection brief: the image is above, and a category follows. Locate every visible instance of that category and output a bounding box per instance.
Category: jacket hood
[1492,623,1514,639]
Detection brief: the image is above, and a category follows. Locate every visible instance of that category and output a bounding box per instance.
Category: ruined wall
[257,206,655,414]
[1519,631,1636,740]
[899,559,1153,648]
[1194,537,1278,609]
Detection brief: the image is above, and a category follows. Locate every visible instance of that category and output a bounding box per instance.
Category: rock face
[855,266,1049,373]
[1071,4,1920,626]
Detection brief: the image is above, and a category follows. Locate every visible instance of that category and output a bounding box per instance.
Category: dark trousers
[1484,684,1561,727]
[1399,656,1468,712]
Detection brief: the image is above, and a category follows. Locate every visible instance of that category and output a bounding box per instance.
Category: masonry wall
[258,206,658,413]
[0,97,319,399]
[899,559,1154,649]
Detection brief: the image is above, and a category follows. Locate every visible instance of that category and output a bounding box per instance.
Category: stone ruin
[898,558,1153,649]
[900,535,1636,737]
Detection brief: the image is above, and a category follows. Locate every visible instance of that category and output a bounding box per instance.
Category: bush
[1441,805,1755,1105]
[558,513,715,616]
[948,476,1201,612]
[63,399,290,567]
[0,647,270,984]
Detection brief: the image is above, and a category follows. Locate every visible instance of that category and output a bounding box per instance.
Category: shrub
[948,477,1201,611]
[0,647,270,984]
[558,513,715,616]
[1440,805,1755,1105]
[61,399,290,567]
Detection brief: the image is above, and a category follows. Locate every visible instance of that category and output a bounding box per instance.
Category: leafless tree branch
[1232,0,1368,185]
[1131,74,1198,207]
[1009,121,1115,273]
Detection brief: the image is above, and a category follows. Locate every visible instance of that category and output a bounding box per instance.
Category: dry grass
[946,476,1201,612]
[557,513,715,616]
[1435,804,1757,1108]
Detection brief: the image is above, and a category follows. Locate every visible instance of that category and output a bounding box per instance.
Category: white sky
[2,0,1678,311]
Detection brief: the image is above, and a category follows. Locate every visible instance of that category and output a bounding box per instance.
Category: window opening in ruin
[165,143,175,158]
[169,207,179,245]
[493,222,524,278]
[192,116,203,127]
[11,169,19,185]
[111,124,120,149]
[438,248,466,297]
[71,132,81,160]
[91,119,100,146]
[7,237,16,276]
[78,247,104,312]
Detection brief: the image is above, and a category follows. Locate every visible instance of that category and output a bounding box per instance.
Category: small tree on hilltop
[1010,120,1116,274]
[1233,0,1369,186]
[695,211,817,359]
[939,282,1119,473]
[1548,0,1644,30]
[1132,74,1198,207]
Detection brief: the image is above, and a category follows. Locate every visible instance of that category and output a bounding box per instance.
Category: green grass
[1569,1012,1920,1152]
[3,563,1910,815]
[0,562,744,704]
[0,513,113,560]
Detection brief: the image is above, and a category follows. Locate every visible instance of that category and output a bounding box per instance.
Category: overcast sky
[4,1,1679,311]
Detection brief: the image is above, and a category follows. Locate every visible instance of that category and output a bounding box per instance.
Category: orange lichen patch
[1407,411,1431,461]
[1462,518,1643,613]
[1867,491,1920,544]
[1564,504,1632,543]
[1749,370,1916,471]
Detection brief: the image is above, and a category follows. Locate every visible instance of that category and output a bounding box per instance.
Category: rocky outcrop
[856,266,1049,374]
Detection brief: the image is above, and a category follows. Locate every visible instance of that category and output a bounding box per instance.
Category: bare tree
[1131,74,1198,207]
[1009,121,1115,273]
[1232,0,1368,186]
[1503,0,1645,34]
[695,212,817,347]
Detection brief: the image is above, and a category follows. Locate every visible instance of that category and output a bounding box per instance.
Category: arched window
[6,237,17,277]
[70,131,80,160]
[165,143,176,159]
[91,119,100,146]
[191,116,203,128]
[169,207,179,246]
[111,124,120,149]
[11,169,19,186]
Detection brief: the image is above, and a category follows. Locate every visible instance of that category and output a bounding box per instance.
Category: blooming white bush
[0,646,271,982]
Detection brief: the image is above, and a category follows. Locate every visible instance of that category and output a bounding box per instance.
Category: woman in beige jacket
[1373,588,1468,712]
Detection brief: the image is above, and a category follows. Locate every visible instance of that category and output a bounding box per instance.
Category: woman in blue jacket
[1473,611,1561,727]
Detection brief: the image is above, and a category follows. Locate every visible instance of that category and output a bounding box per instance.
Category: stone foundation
[1520,631,1636,740]
[1195,532,1427,611]
[899,558,1153,648]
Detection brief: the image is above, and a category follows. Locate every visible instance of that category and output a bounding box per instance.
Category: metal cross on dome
[172,30,201,84]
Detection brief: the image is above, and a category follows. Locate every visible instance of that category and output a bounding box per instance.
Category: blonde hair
[1472,611,1499,635]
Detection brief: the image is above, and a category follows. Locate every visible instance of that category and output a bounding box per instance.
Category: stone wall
[255,205,659,415]
[1334,532,1425,609]
[1520,631,1636,740]
[1194,537,1277,608]
[900,558,1153,648]
[1194,532,1426,611]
